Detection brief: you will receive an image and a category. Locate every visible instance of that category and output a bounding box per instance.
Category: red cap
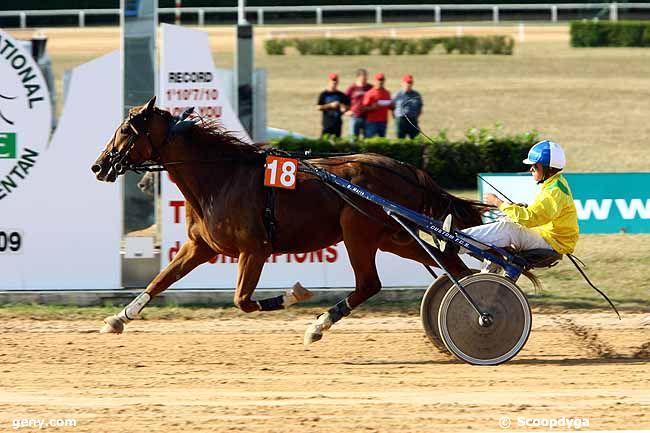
[402,74,414,83]
[374,72,385,81]
[328,73,338,81]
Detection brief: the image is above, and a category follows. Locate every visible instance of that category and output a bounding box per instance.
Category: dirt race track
[1,312,649,433]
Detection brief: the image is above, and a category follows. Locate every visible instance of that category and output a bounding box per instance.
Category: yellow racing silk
[498,173,579,254]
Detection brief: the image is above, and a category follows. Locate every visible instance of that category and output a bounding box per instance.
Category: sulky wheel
[438,273,532,366]
[420,270,475,353]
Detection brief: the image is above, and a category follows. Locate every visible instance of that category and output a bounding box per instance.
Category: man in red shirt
[362,72,391,138]
[344,68,372,139]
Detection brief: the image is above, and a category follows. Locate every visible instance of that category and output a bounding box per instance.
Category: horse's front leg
[234,252,314,313]
[100,238,216,333]
[304,210,382,345]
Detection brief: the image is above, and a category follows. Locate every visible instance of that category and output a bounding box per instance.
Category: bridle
[104,110,160,177]
[103,107,238,175]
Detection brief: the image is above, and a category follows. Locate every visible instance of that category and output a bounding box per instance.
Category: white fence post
[434,6,441,23]
[551,5,558,22]
[316,7,322,25]
[518,22,525,42]
[19,11,26,28]
[257,8,264,25]
[78,10,85,27]
[198,9,204,26]
[493,6,499,23]
[610,2,618,21]
[376,6,382,24]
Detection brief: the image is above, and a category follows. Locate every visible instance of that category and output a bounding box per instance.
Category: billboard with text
[479,172,650,234]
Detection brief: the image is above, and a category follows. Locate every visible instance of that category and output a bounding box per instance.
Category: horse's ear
[142,96,156,114]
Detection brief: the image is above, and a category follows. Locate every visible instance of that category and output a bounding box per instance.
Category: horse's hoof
[304,328,323,345]
[99,316,124,334]
[292,282,314,302]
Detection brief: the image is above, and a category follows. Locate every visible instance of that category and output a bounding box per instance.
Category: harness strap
[320,181,395,230]
[298,158,396,230]
[263,186,277,248]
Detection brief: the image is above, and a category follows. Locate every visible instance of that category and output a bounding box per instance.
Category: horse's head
[92,96,168,182]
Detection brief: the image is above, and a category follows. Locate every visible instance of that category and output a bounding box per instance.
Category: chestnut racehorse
[92,97,487,344]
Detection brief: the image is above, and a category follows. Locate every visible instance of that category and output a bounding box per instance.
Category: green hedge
[264,36,515,56]
[571,20,650,47]
[268,126,538,188]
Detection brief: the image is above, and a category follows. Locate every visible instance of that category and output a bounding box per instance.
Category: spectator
[362,72,391,138]
[392,74,423,139]
[316,73,350,137]
[344,68,372,139]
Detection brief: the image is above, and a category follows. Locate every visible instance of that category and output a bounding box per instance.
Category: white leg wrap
[304,312,334,345]
[282,290,298,307]
[315,312,334,331]
[117,292,151,323]
[283,282,313,308]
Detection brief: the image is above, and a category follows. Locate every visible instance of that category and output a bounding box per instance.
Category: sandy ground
[0,312,649,432]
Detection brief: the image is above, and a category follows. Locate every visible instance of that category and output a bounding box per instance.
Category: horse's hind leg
[379,234,469,275]
[234,252,314,313]
[100,238,215,333]
[304,211,381,345]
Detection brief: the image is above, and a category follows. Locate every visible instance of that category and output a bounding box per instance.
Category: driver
[442,140,579,255]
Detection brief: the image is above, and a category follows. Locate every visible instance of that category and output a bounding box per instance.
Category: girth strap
[263,186,277,248]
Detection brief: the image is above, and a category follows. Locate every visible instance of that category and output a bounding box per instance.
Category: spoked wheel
[420,271,475,353]
[438,273,532,366]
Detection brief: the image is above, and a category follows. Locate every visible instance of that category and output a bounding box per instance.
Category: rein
[117,108,482,230]
[123,131,476,229]
[120,108,463,212]
[566,254,621,319]
[125,157,262,173]
[119,107,266,173]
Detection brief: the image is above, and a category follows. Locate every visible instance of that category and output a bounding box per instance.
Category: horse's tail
[413,168,493,229]
[522,269,543,293]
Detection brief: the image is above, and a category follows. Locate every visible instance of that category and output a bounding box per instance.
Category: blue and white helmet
[523,140,566,169]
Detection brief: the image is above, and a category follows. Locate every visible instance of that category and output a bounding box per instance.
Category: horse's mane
[157,108,262,160]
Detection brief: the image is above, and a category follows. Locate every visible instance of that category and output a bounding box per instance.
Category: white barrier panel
[0,35,122,289]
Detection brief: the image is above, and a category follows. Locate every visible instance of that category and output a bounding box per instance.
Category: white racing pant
[461,220,553,252]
